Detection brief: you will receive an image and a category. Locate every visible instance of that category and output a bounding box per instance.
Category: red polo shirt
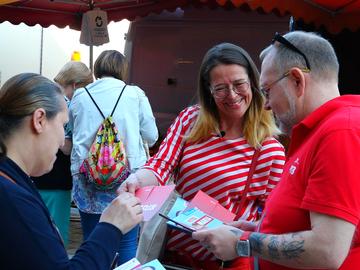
[259,95,360,270]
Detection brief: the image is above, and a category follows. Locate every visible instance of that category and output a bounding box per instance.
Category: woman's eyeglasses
[210,81,250,99]
[272,32,311,71]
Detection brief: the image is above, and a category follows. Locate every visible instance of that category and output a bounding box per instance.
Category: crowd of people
[0,30,359,270]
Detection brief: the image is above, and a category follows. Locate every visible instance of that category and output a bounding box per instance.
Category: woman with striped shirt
[120,43,285,269]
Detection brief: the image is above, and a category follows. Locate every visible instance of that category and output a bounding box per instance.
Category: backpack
[79,85,130,190]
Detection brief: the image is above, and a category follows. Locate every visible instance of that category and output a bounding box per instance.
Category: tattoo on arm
[250,233,267,254]
[281,234,305,259]
[268,236,281,259]
[250,232,305,261]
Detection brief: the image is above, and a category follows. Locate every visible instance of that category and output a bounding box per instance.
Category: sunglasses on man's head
[272,32,311,71]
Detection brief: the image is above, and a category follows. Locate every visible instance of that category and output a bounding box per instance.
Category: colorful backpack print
[80,85,129,190]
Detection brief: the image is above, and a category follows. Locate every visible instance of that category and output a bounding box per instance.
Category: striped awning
[0,0,359,33]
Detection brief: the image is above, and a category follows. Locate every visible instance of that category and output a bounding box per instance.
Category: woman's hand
[118,169,160,195]
[100,192,143,234]
[118,173,141,195]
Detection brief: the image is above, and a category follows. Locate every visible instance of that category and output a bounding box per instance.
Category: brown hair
[94,50,128,81]
[188,43,279,148]
[0,73,63,156]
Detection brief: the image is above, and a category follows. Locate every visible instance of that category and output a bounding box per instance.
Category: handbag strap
[84,84,127,119]
[235,149,260,220]
[0,170,16,184]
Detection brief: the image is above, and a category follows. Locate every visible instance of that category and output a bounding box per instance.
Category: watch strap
[240,231,252,241]
[236,231,252,257]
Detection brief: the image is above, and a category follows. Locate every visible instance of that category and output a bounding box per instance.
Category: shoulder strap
[84,87,106,119]
[84,85,127,119]
[236,149,261,219]
[110,84,127,117]
[0,170,16,185]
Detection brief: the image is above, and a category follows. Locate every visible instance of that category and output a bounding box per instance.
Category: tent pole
[89,45,93,72]
[89,0,94,72]
[39,27,44,75]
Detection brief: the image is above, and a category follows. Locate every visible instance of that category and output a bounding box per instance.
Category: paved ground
[67,207,83,256]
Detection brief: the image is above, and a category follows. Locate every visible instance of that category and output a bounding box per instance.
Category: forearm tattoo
[250,233,267,254]
[268,236,281,259]
[281,233,305,259]
[250,232,305,261]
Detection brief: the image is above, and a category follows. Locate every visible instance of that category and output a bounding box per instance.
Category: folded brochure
[114,258,165,270]
[160,190,235,234]
[187,190,235,223]
[135,184,175,221]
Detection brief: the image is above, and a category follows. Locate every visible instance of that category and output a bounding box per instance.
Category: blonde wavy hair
[187,43,279,148]
[54,61,93,89]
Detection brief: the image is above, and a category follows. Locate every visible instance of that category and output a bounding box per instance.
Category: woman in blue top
[0,73,143,270]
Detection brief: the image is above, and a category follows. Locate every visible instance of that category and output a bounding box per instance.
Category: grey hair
[260,31,339,82]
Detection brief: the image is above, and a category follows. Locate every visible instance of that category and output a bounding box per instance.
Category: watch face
[236,240,251,257]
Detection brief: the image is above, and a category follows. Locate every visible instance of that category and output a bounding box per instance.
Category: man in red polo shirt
[193,31,360,270]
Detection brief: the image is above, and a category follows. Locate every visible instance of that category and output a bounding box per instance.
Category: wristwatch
[236,231,252,257]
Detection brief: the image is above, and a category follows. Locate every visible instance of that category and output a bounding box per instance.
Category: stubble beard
[278,94,297,136]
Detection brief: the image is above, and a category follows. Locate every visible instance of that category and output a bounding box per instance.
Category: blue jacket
[0,157,123,270]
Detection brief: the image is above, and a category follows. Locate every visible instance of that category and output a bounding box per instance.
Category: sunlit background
[0,20,130,86]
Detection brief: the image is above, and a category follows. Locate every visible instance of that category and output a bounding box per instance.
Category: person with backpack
[0,73,143,270]
[69,50,158,265]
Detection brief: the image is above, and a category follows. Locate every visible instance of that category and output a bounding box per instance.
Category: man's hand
[192,225,243,261]
[100,192,143,234]
[227,219,257,231]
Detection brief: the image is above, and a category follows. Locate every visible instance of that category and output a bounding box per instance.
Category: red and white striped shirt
[144,105,285,260]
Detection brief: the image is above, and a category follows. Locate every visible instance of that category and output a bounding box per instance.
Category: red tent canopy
[224,0,360,34]
[0,0,191,30]
[0,0,360,33]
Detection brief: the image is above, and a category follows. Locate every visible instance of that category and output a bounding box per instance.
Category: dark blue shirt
[0,157,123,270]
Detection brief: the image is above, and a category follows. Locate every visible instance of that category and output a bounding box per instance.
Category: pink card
[188,190,235,223]
[135,184,175,221]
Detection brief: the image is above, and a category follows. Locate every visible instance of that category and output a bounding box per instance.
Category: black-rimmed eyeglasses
[272,32,311,71]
